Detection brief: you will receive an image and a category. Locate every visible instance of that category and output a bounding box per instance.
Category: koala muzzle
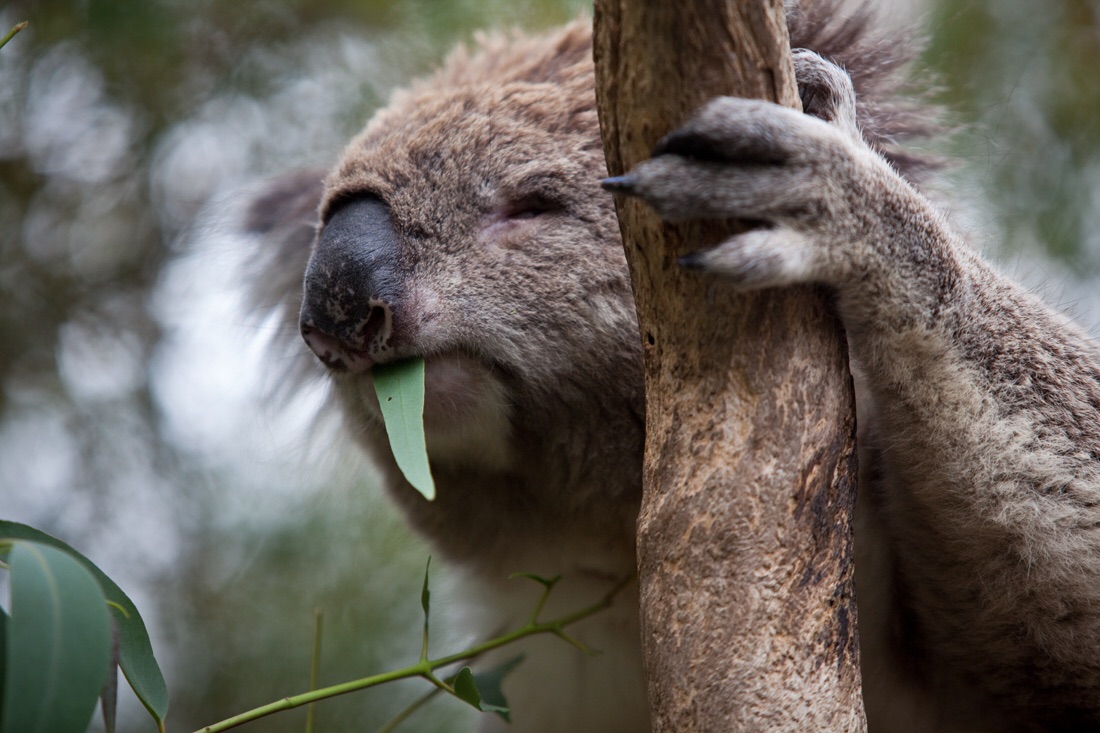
[300,197,405,372]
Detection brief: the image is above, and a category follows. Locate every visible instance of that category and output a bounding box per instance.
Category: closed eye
[479,192,566,245]
[502,193,565,220]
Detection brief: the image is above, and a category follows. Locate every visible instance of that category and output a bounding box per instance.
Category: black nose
[299,197,404,372]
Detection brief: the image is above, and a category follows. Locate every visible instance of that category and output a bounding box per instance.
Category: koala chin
[244,2,1100,731]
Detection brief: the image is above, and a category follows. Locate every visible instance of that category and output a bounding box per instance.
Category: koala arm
[609,51,1100,724]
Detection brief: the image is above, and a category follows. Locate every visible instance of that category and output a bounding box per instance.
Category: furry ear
[243,169,325,316]
[246,169,325,238]
[240,169,328,395]
[787,0,947,183]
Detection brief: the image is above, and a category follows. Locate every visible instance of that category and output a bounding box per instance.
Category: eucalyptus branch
[193,574,632,733]
[516,573,560,623]
[0,21,27,51]
[305,608,323,733]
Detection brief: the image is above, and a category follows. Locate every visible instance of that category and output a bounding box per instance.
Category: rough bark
[592,1,866,730]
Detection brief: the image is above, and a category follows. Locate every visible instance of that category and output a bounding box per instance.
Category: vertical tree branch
[593,1,865,729]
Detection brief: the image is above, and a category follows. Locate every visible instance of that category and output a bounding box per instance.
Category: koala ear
[245,168,326,239]
[238,170,328,398]
[242,169,325,315]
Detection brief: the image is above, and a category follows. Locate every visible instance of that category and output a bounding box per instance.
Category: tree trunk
[592,1,866,730]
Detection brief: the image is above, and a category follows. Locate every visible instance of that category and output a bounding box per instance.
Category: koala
[244,2,1100,731]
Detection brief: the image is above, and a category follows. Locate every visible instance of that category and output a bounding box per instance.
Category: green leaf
[420,557,431,617]
[0,606,7,697]
[371,358,436,501]
[100,618,121,733]
[451,659,518,720]
[0,521,168,729]
[451,667,481,710]
[471,656,523,722]
[1,541,111,733]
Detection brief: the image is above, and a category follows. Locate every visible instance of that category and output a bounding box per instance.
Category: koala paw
[602,51,878,289]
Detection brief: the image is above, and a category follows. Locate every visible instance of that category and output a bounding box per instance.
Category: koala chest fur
[246,2,1100,731]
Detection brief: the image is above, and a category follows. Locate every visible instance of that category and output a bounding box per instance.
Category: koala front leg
[608,51,1100,728]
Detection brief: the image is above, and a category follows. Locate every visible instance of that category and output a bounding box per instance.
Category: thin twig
[193,575,632,733]
[0,22,28,51]
[305,608,323,733]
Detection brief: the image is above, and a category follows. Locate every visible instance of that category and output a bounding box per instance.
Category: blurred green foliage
[925,0,1100,268]
[0,1,1096,732]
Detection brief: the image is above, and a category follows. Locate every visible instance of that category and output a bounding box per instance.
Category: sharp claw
[600,174,638,194]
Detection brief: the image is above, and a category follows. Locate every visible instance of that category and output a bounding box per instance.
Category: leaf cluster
[1,519,630,733]
[0,521,168,733]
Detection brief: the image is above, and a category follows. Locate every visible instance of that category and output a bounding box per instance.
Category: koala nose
[300,299,393,372]
[299,197,405,372]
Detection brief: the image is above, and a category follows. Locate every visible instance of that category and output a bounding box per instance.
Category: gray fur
[243,3,1099,731]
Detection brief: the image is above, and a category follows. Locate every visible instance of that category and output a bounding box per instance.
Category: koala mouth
[353,350,514,469]
[345,350,509,433]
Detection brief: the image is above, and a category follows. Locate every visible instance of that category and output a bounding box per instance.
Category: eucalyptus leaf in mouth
[371,357,437,501]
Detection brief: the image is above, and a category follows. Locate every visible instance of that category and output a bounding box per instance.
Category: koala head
[256,22,645,568]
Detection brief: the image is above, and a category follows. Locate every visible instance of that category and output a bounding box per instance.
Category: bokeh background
[1,1,1097,731]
